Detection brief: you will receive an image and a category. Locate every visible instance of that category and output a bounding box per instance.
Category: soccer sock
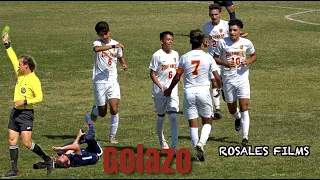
[9,145,18,172]
[199,124,212,145]
[230,12,236,20]
[212,88,220,110]
[110,114,119,137]
[232,108,241,119]
[169,113,178,149]
[156,116,166,142]
[30,143,50,162]
[92,106,99,116]
[241,111,250,139]
[190,127,199,147]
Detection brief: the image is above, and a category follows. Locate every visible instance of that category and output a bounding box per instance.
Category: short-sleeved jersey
[92,39,123,84]
[214,37,255,82]
[178,50,219,94]
[202,20,229,56]
[67,148,99,167]
[149,49,179,97]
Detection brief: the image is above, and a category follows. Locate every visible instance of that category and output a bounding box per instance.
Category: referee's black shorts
[8,108,34,132]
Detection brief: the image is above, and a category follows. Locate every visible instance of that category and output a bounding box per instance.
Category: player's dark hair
[95,21,110,34]
[229,19,244,29]
[189,29,204,49]
[209,3,222,12]
[55,160,69,168]
[160,31,174,40]
[20,55,36,72]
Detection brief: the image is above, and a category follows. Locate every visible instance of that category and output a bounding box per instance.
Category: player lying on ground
[33,115,103,169]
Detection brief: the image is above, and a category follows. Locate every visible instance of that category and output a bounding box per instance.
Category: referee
[1,32,53,177]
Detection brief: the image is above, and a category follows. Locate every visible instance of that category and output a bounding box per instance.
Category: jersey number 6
[168,71,173,79]
[108,58,112,66]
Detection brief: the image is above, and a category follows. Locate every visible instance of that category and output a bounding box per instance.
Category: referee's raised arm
[2,33,19,76]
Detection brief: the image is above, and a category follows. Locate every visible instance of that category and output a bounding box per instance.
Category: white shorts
[93,82,120,106]
[153,95,179,115]
[223,80,250,103]
[183,92,213,120]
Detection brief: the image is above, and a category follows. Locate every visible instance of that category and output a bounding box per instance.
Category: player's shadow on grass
[153,110,183,114]
[105,145,150,153]
[43,134,76,140]
[178,136,239,145]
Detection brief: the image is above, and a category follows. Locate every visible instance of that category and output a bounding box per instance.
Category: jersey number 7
[191,60,200,76]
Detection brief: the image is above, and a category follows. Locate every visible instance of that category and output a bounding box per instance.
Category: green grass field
[0,1,320,179]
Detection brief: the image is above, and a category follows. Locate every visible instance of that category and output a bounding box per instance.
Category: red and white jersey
[214,37,255,82]
[149,49,179,97]
[92,38,123,84]
[202,20,229,56]
[178,50,219,93]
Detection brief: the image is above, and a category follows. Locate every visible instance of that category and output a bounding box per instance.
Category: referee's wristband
[24,100,27,105]
[4,42,11,49]
[112,45,116,48]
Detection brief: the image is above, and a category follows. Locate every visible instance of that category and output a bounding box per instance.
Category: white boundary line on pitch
[255,5,320,25]
[189,2,320,25]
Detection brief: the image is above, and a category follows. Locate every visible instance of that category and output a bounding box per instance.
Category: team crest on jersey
[219,29,223,33]
[21,87,26,94]
[240,45,243,50]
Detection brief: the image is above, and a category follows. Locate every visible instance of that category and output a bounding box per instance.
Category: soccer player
[2,33,53,177]
[214,19,257,146]
[50,115,103,168]
[202,3,229,120]
[149,31,179,151]
[213,1,248,37]
[164,29,221,162]
[89,21,128,144]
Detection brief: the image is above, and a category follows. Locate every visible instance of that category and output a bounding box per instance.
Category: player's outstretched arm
[52,129,84,155]
[2,33,19,75]
[93,43,124,52]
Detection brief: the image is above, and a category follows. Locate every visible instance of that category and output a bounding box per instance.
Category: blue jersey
[67,148,99,167]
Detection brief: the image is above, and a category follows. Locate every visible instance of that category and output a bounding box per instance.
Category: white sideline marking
[255,5,320,25]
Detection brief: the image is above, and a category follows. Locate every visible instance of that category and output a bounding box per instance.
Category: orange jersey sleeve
[177,68,184,74]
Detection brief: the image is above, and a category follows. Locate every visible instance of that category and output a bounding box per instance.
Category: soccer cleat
[195,142,205,162]
[90,105,98,121]
[2,170,20,178]
[45,157,54,175]
[212,109,222,120]
[240,32,248,38]
[235,118,241,131]
[109,136,118,144]
[242,138,249,146]
[85,114,93,126]
[160,141,169,150]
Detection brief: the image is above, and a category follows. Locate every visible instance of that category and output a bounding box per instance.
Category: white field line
[255,5,320,25]
[186,3,320,26]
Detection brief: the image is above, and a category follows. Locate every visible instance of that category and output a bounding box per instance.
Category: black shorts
[8,108,34,132]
